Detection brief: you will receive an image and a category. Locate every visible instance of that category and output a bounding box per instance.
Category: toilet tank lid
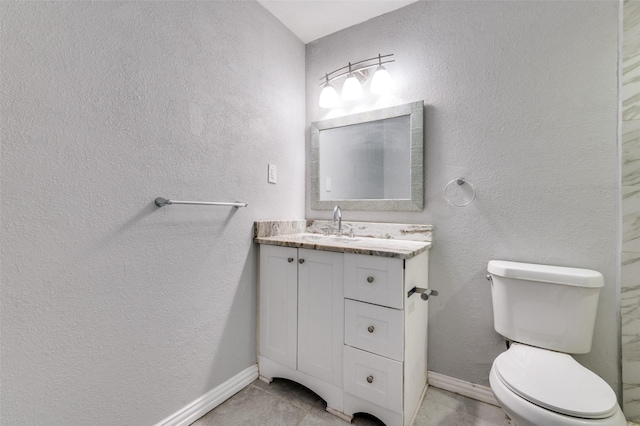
[487,260,604,288]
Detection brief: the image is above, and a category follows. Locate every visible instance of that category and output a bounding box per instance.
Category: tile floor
[191,378,512,426]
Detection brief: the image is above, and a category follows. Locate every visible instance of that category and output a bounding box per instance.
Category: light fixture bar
[318,54,394,86]
[319,53,394,81]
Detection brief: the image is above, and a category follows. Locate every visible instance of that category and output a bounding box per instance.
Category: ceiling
[257,0,420,44]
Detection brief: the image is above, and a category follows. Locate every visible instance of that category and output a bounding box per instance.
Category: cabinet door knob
[366,276,374,283]
[299,259,305,264]
[287,257,294,263]
[366,375,374,384]
[367,326,375,333]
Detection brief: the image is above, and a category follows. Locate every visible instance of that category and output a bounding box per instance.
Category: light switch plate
[268,164,277,184]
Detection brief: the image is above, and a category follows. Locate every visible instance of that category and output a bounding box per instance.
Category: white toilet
[487,260,627,426]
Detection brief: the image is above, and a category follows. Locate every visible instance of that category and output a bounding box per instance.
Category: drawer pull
[367,276,374,283]
[366,375,374,384]
[287,257,294,263]
[367,325,375,333]
[299,259,305,264]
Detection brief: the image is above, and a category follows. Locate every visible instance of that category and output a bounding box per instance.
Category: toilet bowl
[486,261,626,426]
[489,343,626,426]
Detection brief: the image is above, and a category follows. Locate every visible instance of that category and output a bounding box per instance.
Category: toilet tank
[487,260,604,354]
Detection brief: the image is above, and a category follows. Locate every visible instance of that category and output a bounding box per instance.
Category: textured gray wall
[306,1,621,393]
[1,1,304,424]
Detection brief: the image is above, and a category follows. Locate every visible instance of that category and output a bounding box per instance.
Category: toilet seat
[494,343,617,419]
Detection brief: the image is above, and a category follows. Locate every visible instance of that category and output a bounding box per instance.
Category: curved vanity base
[258,375,272,384]
[343,382,428,426]
[258,356,349,418]
[344,393,402,426]
[326,407,354,422]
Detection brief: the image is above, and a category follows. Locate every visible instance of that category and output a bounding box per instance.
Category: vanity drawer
[344,253,404,309]
[343,346,403,414]
[345,299,403,361]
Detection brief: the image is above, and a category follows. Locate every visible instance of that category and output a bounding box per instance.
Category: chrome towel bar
[154,197,248,208]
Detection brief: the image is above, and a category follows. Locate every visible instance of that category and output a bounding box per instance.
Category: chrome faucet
[332,205,342,236]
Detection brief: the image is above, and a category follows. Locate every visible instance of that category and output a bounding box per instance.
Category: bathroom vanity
[254,220,433,426]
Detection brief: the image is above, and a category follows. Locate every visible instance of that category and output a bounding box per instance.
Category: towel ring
[444,177,476,207]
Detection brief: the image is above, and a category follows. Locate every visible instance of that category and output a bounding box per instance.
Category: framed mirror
[310,101,424,211]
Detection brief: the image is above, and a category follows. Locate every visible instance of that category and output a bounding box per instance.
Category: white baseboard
[154,364,259,426]
[428,371,500,407]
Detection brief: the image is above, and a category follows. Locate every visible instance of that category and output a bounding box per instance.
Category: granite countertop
[254,220,433,259]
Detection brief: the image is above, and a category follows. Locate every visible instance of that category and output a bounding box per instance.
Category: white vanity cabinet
[258,243,430,426]
[258,245,345,410]
[258,245,298,370]
[342,251,429,426]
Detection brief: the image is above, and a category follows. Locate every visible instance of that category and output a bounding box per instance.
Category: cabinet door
[259,245,298,370]
[297,248,344,386]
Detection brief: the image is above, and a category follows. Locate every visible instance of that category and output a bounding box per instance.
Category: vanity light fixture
[319,74,340,109]
[370,55,394,95]
[318,53,394,108]
[342,63,364,101]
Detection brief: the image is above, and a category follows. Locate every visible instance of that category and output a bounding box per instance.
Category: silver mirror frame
[310,100,424,211]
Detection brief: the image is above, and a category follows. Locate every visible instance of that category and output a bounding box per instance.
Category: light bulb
[342,73,363,100]
[319,83,339,109]
[371,65,393,95]
[370,65,393,95]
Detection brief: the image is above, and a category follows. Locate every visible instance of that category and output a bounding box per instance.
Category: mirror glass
[311,101,424,211]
